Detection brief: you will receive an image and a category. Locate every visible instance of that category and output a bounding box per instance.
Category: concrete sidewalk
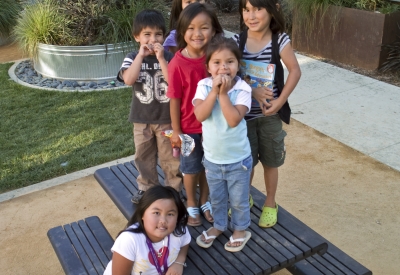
[289,54,400,172]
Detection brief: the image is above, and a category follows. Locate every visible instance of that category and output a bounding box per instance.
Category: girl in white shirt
[193,36,253,252]
[104,185,190,275]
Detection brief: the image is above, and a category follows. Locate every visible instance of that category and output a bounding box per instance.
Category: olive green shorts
[246,114,287,168]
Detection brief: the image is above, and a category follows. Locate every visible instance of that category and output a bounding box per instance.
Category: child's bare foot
[187,207,202,226]
[200,201,214,223]
[196,227,223,248]
[224,230,252,252]
[226,230,246,247]
[200,227,222,243]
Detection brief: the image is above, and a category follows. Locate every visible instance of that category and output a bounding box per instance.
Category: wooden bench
[47,216,113,275]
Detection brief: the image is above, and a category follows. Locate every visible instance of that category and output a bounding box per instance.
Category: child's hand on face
[153,43,165,60]
[138,44,155,57]
[211,75,223,94]
[218,74,231,95]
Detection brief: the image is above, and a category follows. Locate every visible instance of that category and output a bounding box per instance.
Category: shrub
[380,24,400,72]
[0,0,23,37]
[212,0,238,13]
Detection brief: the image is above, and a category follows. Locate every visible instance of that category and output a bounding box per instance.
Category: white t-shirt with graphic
[103,224,191,275]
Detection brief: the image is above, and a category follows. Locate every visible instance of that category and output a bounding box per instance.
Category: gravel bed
[14,60,127,91]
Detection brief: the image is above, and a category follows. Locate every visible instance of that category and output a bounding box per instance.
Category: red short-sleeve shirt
[167,50,207,134]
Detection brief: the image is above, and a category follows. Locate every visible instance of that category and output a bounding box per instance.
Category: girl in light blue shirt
[192,36,253,252]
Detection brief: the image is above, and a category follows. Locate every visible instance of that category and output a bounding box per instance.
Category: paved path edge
[0,155,134,203]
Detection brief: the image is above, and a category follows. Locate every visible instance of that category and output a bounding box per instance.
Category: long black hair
[119,185,188,237]
[239,0,285,33]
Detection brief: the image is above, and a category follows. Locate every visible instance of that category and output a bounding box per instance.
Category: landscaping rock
[13,60,126,91]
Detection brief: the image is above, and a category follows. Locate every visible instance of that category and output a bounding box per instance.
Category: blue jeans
[203,155,252,231]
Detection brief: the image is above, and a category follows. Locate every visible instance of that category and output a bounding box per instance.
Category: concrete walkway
[289,54,400,172]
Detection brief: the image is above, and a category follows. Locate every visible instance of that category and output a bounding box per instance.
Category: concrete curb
[0,155,134,203]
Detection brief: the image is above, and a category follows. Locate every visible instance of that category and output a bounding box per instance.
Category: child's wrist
[173,261,187,267]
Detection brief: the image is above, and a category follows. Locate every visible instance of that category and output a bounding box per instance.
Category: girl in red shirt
[167,2,223,226]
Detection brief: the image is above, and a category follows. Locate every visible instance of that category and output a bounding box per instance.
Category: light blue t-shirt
[193,77,252,164]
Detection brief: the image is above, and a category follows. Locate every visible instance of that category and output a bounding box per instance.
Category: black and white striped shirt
[233,32,290,120]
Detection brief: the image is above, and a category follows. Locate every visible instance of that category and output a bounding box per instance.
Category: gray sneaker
[131,190,145,204]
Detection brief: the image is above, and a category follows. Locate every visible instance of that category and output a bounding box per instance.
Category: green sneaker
[258,203,278,228]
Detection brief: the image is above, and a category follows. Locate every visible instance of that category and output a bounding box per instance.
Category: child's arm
[154,43,169,81]
[170,98,183,146]
[219,76,248,128]
[193,78,220,122]
[166,244,189,275]
[122,44,152,85]
[111,252,134,275]
[264,43,301,116]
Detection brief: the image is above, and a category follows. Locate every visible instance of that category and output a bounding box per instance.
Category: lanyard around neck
[145,235,170,275]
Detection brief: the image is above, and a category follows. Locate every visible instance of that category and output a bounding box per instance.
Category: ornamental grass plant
[0,0,23,38]
[0,63,134,193]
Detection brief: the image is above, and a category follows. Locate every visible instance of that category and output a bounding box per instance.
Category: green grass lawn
[0,62,135,193]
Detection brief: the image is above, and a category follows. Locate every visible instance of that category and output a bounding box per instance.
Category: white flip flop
[224,231,252,252]
[196,228,218,248]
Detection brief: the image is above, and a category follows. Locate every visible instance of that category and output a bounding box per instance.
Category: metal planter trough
[34,43,131,81]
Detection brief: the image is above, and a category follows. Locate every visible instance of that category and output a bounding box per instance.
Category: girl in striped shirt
[233,0,301,228]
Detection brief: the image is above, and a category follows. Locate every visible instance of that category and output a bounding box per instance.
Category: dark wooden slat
[78,220,110,268]
[247,213,293,265]
[47,226,88,275]
[184,254,207,275]
[187,242,227,275]
[113,164,138,194]
[272,223,312,257]
[124,161,140,178]
[85,216,114,261]
[110,165,136,194]
[64,224,98,275]
[287,257,336,275]
[250,186,328,255]
[250,208,304,261]
[94,168,135,220]
[71,222,105,274]
[189,224,257,275]
[309,254,349,275]
[220,229,271,274]
[323,245,372,275]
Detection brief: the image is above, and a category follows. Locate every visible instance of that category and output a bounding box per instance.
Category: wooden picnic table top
[94,161,328,275]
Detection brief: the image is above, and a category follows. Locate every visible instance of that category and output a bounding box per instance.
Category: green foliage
[212,0,238,13]
[380,24,400,72]
[0,63,134,193]
[341,0,400,13]
[12,0,72,57]
[0,0,23,36]
[12,0,168,56]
